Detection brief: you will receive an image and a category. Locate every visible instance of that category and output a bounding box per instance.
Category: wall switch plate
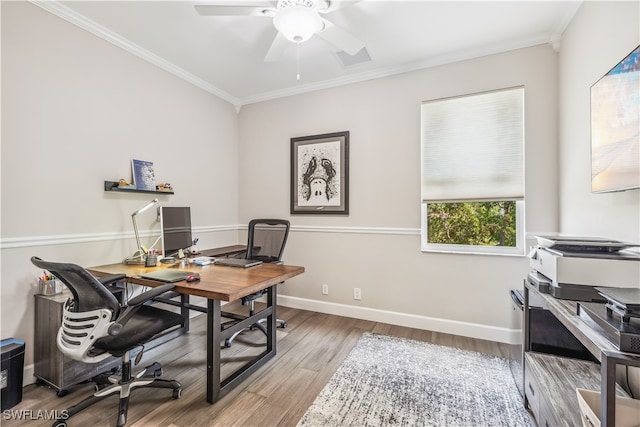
[354,288,361,300]
[322,284,329,295]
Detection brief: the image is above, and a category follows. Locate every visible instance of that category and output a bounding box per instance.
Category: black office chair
[222,219,290,347]
[31,257,184,427]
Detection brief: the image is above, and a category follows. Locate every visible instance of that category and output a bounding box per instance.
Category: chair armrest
[97,273,127,286]
[128,283,176,306]
[107,283,176,336]
[241,289,266,305]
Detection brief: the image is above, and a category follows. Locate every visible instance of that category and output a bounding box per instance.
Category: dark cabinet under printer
[518,236,640,427]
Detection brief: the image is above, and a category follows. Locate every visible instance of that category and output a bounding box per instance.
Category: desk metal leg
[207,299,222,404]
[601,353,616,427]
[205,286,279,404]
[181,293,190,332]
[600,351,640,427]
[266,286,276,351]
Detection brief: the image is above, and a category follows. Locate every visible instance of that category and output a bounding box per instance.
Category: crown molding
[29,1,577,108]
[29,0,243,109]
[240,35,557,105]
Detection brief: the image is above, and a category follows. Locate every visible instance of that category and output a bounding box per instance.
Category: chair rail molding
[0,225,238,249]
[0,225,420,249]
[290,225,420,236]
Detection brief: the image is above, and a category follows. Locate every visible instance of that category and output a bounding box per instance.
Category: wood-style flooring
[5,303,512,427]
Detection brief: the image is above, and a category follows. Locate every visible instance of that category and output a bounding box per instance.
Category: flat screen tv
[591,44,640,193]
[159,206,192,257]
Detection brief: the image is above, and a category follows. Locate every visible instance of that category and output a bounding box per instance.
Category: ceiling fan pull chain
[296,42,301,81]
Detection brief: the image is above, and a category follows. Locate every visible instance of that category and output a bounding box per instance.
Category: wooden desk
[88,258,304,404]
[198,244,247,258]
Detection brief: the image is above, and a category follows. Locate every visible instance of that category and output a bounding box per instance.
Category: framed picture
[131,159,156,191]
[291,131,349,214]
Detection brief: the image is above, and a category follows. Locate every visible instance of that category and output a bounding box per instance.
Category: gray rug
[297,333,531,427]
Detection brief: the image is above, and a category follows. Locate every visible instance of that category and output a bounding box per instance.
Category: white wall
[238,44,560,343]
[558,1,639,242]
[0,2,240,369]
[557,0,640,396]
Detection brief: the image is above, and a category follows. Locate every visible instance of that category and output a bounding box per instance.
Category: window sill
[421,244,526,257]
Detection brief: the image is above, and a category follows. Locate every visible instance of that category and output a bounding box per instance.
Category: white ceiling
[36,0,582,107]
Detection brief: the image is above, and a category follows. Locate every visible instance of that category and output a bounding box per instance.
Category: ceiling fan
[195,0,365,62]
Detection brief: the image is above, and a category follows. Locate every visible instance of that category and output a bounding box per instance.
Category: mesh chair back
[31,256,121,363]
[246,219,290,263]
[31,256,120,317]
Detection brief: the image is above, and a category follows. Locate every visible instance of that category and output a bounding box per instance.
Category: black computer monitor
[159,206,192,257]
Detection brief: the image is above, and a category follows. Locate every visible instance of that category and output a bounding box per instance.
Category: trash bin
[1,338,25,411]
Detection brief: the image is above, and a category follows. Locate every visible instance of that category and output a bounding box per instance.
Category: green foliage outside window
[427,201,517,247]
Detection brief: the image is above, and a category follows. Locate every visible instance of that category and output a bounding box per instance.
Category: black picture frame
[290,131,349,215]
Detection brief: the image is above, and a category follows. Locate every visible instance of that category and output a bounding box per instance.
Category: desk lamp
[126,198,158,265]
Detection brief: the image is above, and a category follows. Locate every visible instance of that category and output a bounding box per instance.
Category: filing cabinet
[34,290,122,394]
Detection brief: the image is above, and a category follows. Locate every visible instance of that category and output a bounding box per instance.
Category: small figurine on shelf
[117,179,136,189]
[156,182,173,192]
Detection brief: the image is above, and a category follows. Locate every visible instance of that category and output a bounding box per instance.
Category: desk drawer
[524,354,540,420]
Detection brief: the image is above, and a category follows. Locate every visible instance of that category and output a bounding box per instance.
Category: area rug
[297,332,531,427]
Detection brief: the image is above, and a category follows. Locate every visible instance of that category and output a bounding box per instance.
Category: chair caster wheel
[154,368,163,378]
[56,389,69,398]
[52,420,67,427]
[224,339,232,348]
[280,322,288,328]
[173,388,182,399]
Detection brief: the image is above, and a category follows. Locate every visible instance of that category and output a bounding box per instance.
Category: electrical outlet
[322,284,329,295]
[353,288,361,300]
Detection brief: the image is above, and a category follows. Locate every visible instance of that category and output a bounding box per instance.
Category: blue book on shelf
[132,159,156,191]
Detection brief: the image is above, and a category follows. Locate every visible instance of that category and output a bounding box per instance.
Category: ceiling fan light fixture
[273,5,322,43]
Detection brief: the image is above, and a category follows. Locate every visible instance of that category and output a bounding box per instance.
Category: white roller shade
[421,87,524,202]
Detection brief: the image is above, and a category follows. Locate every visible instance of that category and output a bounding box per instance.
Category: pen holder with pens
[145,254,157,267]
[38,278,63,295]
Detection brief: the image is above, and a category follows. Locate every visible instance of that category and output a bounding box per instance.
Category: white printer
[528,235,640,301]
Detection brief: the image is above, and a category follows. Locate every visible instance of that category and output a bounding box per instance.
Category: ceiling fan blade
[195,4,275,17]
[264,32,289,62]
[317,0,363,14]
[316,18,365,56]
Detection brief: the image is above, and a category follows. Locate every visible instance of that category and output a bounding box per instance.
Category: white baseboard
[23,364,36,386]
[278,295,521,345]
[20,297,520,389]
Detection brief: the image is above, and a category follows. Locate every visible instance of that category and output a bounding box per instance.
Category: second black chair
[222,219,290,347]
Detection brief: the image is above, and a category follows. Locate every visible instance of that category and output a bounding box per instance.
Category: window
[420,87,524,255]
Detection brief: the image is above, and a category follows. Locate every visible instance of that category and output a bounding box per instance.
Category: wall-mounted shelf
[104,181,174,195]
